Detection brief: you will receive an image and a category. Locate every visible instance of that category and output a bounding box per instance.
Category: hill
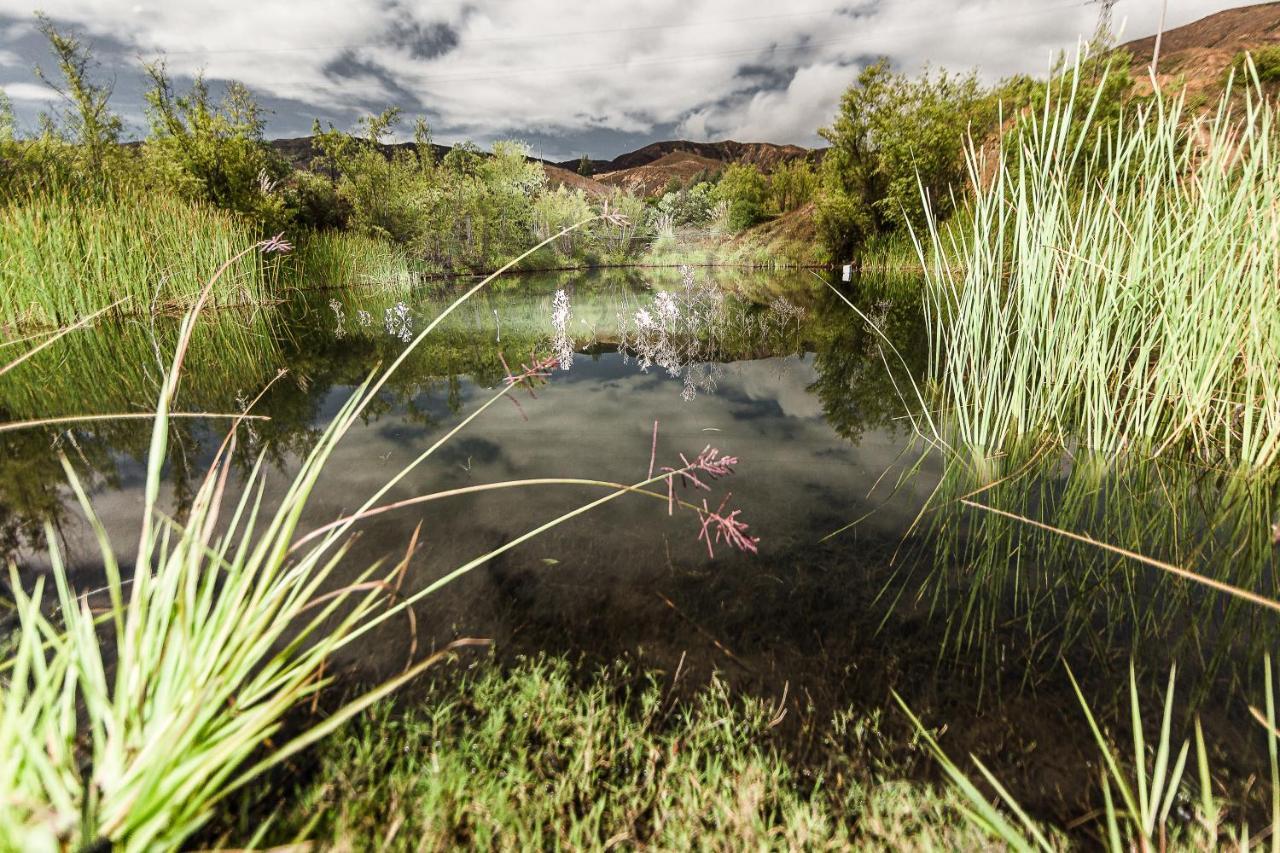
[592,151,725,196]
[1119,2,1280,91]
[560,140,816,176]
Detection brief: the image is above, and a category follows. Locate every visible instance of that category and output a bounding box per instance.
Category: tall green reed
[0,187,275,328]
[918,61,1280,468]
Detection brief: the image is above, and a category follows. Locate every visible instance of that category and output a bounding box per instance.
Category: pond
[3,265,1279,822]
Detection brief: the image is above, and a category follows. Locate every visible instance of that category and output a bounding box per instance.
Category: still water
[4,265,1279,818]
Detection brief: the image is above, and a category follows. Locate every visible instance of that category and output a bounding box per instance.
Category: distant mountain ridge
[556,140,818,176]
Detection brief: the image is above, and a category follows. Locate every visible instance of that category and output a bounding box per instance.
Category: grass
[0,187,277,328]
[211,654,995,851]
[290,229,424,288]
[906,658,1280,850]
[918,63,1280,468]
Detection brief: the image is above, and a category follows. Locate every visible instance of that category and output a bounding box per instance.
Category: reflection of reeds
[914,442,1280,689]
[920,65,1280,468]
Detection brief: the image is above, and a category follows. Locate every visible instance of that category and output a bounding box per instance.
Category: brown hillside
[1120,3,1280,92]
[542,164,612,196]
[557,139,817,176]
[594,152,725,196]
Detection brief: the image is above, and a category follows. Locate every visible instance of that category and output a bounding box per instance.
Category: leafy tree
[714,163,768,231]
[142,62,288,228]
[577,154,592,176]
[767,159,816,214]
[0,90,13,144]
[31,14,126,178]
[817,60,995,261]
[656,181,715,226]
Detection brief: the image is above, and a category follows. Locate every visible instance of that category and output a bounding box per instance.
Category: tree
[0,90,13,144]
[32,14,125,177]
[142,61,287,228]
[714,163,768,231]
[577,154,592,176]
[817,60,995,261]
[767,159,816,214]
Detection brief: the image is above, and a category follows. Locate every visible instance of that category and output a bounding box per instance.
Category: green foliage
[142,63,289,230]
[217,656,990,850]
[817,60,995,261]
[655,180,716,225]
[533,185,595,258]
[1231,47,1280,84]
[576,153,592,176]
[291,229,419,286]
[766,158,816,214]
[31,14,126,179]
[0,187,273,327]
[715,162,768,231]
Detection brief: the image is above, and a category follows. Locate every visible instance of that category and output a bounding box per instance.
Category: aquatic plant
[903,657,1280,850]
[918,60,1280,468]
[0,187,273,327]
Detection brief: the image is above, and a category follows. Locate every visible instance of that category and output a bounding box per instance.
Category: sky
[0,1,1257,161]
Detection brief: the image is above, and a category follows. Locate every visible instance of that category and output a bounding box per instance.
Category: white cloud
[0,0,1256,150]
[2,81,60,102]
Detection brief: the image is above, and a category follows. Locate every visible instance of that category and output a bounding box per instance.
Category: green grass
[0,187,277,328]
[918,66,1280,468]
[290,229,424,288]
[210,655,996,851]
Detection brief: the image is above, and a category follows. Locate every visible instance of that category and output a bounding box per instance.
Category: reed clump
[0,187,275,328]
[920,62,1280,469]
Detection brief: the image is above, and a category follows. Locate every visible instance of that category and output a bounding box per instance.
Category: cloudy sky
[0,1,1254,161]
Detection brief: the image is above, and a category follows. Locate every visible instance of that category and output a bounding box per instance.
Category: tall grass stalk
[919,61,1280,468]
[905,658,1280,850]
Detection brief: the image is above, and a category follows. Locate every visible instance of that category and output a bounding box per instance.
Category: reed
[289,229,422,288]
[0,187,275,328]
[918,61,1280,468]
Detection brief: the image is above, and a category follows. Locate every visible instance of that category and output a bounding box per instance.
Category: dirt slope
[593,152,725,196]
[1120,2,1280,91]
[542,164,613,196]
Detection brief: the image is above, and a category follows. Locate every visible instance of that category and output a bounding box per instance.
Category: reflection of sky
[13,272,941,670]
[31,351,937,574]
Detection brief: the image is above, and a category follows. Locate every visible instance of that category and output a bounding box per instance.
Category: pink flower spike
[696,494,760,558]
[258,233,293,254]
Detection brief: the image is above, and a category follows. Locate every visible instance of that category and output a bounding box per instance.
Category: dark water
[4,265,1280,821]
